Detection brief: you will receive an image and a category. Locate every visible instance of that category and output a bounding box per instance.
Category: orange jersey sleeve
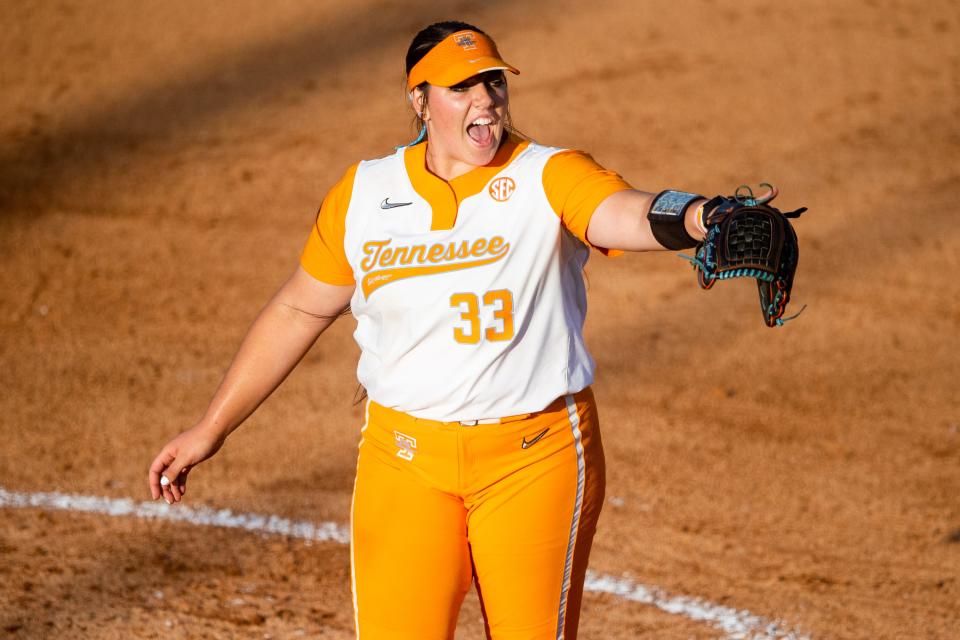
[300,163,359,285]
[542,151,632,255]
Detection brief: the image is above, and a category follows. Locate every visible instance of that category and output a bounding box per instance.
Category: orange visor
[406,30,519,91]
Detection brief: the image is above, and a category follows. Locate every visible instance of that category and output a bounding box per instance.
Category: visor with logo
[407,30,519,91]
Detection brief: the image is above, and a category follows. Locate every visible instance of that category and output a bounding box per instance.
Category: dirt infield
[2,1,958,638]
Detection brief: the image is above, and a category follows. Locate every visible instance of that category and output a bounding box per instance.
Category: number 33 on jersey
[450,289,514,344]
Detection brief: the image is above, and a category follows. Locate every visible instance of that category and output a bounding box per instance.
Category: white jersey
[301,137,630,422]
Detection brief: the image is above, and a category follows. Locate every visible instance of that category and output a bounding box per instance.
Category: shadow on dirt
[0,4,512,218]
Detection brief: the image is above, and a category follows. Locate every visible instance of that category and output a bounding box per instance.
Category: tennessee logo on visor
[406,30,519,91]
[454,33,477,50]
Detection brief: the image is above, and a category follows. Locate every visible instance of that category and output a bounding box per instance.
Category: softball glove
[682,184,807,327]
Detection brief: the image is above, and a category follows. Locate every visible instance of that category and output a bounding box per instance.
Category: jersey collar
[403,134,529,231]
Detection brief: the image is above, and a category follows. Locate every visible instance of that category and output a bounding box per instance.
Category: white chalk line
[0,487,809,640]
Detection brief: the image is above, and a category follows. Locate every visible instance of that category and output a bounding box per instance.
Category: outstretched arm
[586,189,707,252]
[148,267,355,504]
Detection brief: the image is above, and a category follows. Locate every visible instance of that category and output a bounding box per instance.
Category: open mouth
[466,116,497,146]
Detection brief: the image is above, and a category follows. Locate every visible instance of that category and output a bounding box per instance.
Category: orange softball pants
[349,387,605,640]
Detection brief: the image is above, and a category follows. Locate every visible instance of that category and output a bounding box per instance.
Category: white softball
[160,475,170,487]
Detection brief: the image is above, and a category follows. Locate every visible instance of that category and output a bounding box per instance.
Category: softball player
[149,21,710,639]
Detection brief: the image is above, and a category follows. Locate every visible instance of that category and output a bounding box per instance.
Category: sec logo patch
[489,177,516,202]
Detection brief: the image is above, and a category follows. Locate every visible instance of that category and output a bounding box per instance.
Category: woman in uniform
[149,21,710,639]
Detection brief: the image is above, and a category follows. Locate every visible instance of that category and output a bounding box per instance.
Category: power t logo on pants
[393,431,417,461]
